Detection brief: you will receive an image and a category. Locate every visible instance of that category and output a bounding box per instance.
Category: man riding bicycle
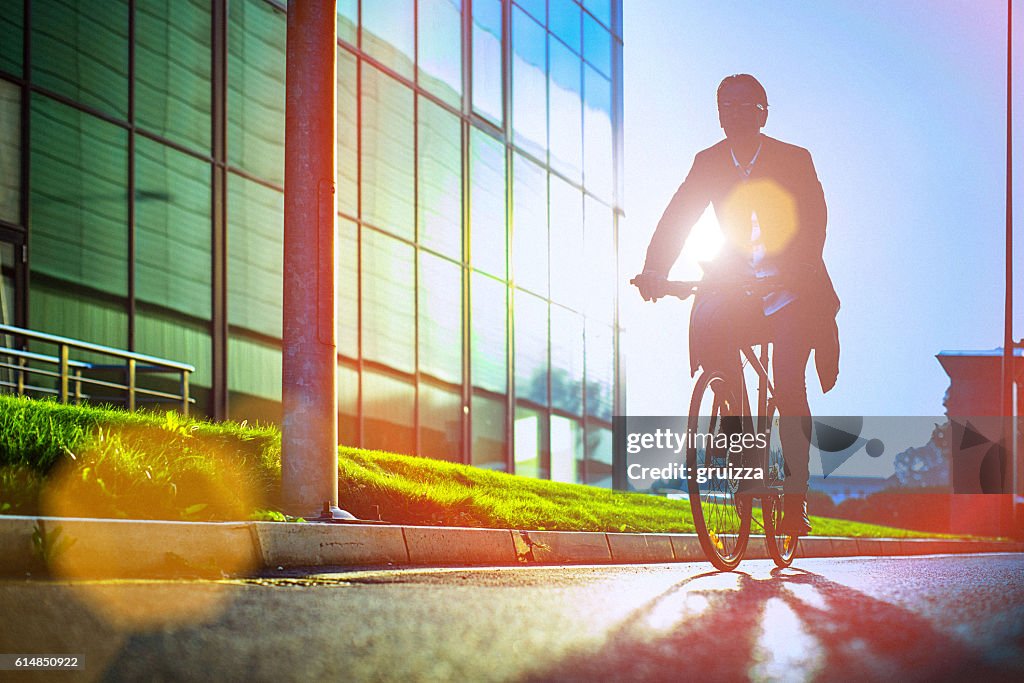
[633,74,840,536]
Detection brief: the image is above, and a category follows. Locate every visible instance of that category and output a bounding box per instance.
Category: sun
[683,206,725,264]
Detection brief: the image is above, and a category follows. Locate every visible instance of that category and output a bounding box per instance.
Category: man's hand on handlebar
[631,271,667,302]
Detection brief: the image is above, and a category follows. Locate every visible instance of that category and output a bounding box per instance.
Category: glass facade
[1,0,624,486]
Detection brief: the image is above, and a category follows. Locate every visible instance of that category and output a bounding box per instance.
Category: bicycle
[630,276,798,571]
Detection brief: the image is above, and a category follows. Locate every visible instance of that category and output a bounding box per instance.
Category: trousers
[691,289,813,494]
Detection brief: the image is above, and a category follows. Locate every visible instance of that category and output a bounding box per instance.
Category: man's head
[717,74,768,140]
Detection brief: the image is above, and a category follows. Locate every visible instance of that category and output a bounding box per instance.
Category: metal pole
[181,370,190,417]
[127,358,136,411]
[1004,0,1014,496]
[281,0,354,519]
[58,344,68,403]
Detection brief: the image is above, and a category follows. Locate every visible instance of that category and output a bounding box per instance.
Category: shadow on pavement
[523,566,1022,682]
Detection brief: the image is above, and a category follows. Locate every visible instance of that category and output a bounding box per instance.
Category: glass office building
[0,0,623,486]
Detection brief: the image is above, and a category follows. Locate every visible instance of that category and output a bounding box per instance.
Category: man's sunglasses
[718,102,767,112]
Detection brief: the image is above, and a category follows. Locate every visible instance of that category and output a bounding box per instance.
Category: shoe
[779,495,812,536]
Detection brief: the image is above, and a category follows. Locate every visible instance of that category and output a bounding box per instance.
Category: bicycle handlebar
[629,275,783,302]
[628,277,699,300]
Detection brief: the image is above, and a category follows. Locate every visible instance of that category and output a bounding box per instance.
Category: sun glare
[683,206,725,264]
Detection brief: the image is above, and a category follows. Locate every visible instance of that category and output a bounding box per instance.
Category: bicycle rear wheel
[761,409,798,567]
[686,370,751,571]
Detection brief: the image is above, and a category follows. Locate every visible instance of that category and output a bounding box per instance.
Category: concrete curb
[403,527,517,566]
[0,516,259,577]
[1,515,1022,577]
[514,530,612,564]
[607,533,675,563]
[254,522,409,568]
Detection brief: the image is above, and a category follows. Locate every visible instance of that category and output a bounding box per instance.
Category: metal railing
[0,324,195,415]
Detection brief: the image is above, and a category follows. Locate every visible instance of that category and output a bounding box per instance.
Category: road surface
[1,554,1022,681]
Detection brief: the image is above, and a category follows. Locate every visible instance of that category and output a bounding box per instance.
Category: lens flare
[720,179,797,256]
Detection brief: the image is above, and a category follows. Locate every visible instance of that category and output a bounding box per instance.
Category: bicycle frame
[631,274,784,491]
[740,343,775,462]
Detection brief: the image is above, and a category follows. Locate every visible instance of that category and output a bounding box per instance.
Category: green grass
[0,394,945,537]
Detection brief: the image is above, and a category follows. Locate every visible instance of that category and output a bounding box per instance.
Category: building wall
[0,0,623,486]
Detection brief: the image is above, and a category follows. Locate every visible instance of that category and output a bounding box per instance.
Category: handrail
[0,347,92,369]
[0,323,195,415]
[0,324,195,372]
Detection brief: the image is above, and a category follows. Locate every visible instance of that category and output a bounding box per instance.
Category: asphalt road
[1,554,1022,682]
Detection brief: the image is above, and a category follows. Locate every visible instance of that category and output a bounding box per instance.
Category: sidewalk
[2,515,1021,578]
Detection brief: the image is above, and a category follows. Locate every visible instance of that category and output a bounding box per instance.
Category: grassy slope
[0,395,943,537]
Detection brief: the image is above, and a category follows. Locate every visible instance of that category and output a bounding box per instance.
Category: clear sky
[621,1,1023,433]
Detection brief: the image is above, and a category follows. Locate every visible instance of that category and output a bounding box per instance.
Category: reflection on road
[527,564,1019,681]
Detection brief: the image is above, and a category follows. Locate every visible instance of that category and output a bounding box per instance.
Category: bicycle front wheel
[686,370,751,571]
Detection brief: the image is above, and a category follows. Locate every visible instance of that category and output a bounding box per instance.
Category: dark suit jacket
[643,134,841,383]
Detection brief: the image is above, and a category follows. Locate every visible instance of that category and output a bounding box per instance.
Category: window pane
[30,95,127,296]
[550,414,581,483]
[420,381,462,461]
[469,128,506,277]
[135,310,212,414]
[471,0,503,124]
[0,1,23,75]
[514,404,548,478]
[363,369,415,454]
[582,12,611,78]
[471,272,507,393]
[585,319,613,421]
[418,0,462,106]
[417,96,462,259]
[583,195,614,322]
[135,138,211,318]
[362,229,415,373]
[227,174,283,337]
[362,0,415,80]
[583,65,613,201]
[228,334,281,409]
[512,153,548,295]
[338,48,359,218]
[337,217,358,358]
[548,37,582,181]
[1,243,13,328]
[514,289,547,405]
[136,0,211,153]
[515,0,546,25]
[512,7,547,159]
[472,392,506,470]
[362,63,415,239]
[338,0,358,45]
[228,0,286,185]
[32,0,128,118]
[550,304,583,414]
[0,80,19,224]
[338,362,359,445]
[419,251,463,383]
[548,0,580,54]
[584,423,612,487]
[549,176,584,309]
[30,279,126,349]
[584,0,611,28]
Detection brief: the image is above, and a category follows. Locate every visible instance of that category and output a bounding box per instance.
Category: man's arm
[797,147,840,393]
[798,148,827,261]
[641,151,713,277]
